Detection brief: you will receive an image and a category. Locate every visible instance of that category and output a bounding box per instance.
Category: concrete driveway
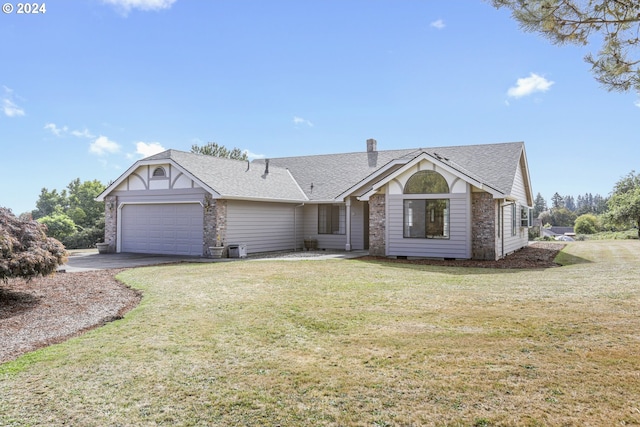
[60,251,216,272]
[60,249,369,272]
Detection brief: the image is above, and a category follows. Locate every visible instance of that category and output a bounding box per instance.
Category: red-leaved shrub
[0,207,67,282]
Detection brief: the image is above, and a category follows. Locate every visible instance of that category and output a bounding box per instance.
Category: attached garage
[120,203,204,256]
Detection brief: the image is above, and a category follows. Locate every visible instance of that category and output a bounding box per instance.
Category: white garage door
[121,203,203,256]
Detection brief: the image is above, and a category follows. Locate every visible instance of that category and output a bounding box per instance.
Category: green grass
[2,240,640,426]
[579,229,639,240]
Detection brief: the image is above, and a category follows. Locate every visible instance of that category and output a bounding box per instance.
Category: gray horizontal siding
[349,200,366,251]
[301,204,347,250]
[387,193,470,259]
[503,160,530,255]
[226,200,300,254]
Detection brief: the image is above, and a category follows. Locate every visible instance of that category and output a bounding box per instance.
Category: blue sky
[2,0,638,215]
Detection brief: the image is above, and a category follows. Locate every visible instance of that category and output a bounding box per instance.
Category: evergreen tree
[533,192,547,219]
[564,195,576,211]
[551,192,564,209]
[191,142,248,161]
[490,0,640,92]
[593,194,608,215]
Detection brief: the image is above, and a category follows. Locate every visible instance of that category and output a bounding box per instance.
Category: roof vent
[264,159,269,175]
[366,138,377,153]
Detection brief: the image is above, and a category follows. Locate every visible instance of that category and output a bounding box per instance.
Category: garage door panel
[121,204,203,256]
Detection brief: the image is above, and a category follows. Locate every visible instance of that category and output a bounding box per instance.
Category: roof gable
[98,150,308,202]
[358,151,508,201]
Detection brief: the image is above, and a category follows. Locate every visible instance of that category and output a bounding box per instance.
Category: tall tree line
[534,191,609,227]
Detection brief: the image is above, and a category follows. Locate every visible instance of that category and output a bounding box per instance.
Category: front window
[521,206,532,227]
[403,199,450,239]
[318,204,345,234]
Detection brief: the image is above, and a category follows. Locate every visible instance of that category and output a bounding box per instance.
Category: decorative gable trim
[96,158,221,201]
[355,152,507,201]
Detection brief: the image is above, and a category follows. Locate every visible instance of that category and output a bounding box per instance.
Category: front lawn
[2,240,640,426]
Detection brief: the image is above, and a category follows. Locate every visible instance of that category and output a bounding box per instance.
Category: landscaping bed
[0,269,141,364]
[360,241,566,269]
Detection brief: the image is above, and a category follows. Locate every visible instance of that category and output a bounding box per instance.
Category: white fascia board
[357,188,379,202]
[95,161,146,201]
[95,158,221,201]
[335,159,409,201]
[357,152,507,200]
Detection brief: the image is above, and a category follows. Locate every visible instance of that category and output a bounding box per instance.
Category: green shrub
[584,229,638,240]
[37,212,77,241]
[574,214,599,234]
[61,226,104,249]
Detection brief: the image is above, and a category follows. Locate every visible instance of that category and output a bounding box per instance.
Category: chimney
[366,138,377,152]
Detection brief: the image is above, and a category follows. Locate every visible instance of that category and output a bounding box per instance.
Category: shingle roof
[257,141,525,200]
[140,142,525,202]
[145,150,308,201]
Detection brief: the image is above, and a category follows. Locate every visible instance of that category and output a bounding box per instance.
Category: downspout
[294,203,305,251]
[501,201,505,259]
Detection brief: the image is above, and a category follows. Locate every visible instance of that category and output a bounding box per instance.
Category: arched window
[403,170,450,239]
[152,167,166,178]
[404,170,449,194]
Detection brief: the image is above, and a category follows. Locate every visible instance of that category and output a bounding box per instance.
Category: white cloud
[135,141,166,157]
[293,116,314,127]
[3,99,25,117]
[507,73,554,98]
[71,128,95,138]
[44,123,68,136]
[2,86,25,117]
[44,123,96,138]
[634,99,640,108]
[90,136,121,155]
[102,0,176,14]
[430,19,445,30]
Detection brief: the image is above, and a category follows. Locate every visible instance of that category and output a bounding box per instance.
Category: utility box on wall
[228,243,247,258]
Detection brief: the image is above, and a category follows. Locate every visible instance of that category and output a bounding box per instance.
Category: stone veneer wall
[203,195,227,256]
[368,194,386,256]
[471,192,497,260]
[103,195,117,253]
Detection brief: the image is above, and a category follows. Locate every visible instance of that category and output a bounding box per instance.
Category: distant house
[96,140,534,260]
[541,226,576,239]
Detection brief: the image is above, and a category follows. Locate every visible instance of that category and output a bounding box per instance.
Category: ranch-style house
[96,139,534,260]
